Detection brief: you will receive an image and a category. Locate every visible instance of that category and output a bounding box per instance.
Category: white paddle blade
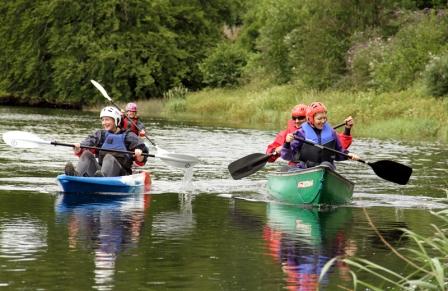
[2,131,50,148]
[91,79,112,101]
[156,152,200,168]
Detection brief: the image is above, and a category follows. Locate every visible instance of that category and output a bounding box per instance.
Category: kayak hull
[56,171,151,194]
[267,166,354,206]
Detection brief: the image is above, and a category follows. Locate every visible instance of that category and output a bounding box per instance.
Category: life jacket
[122,117,140,136]
[299,122,336,166]
[99,131,132,170]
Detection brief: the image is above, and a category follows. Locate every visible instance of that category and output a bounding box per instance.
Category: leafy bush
[360,11,448,92]
[199,42,248,88]
[347,34,386,90]
[423,52,448,97]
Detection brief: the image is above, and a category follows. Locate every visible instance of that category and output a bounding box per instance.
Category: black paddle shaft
[293,136,413,185]
[227,122,347,180]
[51,141,155,158]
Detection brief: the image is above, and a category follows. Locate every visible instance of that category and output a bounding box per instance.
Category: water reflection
[151,193,196,238]
[263,204,356,290]
[55,193,150,290]
[0,218,47,262]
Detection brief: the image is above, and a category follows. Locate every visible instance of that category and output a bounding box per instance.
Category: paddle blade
[368,160,412,185]
[2,131,50,148]
[228,153,270,180]
[91,80,112,101]
[156,152,200,169]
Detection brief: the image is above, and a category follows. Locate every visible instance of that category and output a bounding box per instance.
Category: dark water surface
[0,106,447,290]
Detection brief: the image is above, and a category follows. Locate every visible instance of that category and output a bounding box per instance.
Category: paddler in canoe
[281,101,359,171]
[266,103,354,165]
[64,106,149,177]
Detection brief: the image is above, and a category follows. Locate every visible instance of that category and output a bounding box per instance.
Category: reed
[320,209,448,290]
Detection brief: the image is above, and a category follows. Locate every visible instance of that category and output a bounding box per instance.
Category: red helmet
[306,102,327,125]
[291,104,308,118]
[126,102,137,112]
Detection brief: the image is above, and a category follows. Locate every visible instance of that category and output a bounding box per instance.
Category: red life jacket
[122,117,140,135]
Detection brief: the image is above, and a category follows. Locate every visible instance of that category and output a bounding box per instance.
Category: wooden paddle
[2,131,198,168]
[228,122,346,179]
[294,136,412,185]
[90,80,200,168]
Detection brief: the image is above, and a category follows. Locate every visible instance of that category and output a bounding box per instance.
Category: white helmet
[100,106,122,126]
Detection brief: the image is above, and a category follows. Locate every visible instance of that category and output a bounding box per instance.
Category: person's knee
[79,150,94,161]
[101,154,123,177]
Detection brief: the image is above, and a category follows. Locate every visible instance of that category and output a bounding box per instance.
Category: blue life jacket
[99,131,132,167]
[299,122,336,165]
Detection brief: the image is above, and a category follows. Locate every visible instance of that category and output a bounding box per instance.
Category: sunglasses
[292,116,306,121]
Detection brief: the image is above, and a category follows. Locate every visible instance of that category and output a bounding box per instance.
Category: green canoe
[267,166,354,206]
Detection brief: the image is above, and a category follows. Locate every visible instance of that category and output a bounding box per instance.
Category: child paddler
[281,102,359,170]
[266,104,355,165]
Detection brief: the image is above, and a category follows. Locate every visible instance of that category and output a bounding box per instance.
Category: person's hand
[285,133,294,143]
[345,116,354,129]
[73,143,81,154]
[139,129,146,137]
[272,146,282,155]
[134,148,144,162]
[348,152,360,161]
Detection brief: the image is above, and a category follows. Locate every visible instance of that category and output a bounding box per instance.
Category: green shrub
[199,43,248,88]
[369,11,448,92]
[348,35,386,90]
[164,98,187,113]
[423,53,448,97]
[163,85,189,100]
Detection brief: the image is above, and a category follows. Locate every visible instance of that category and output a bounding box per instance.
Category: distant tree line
[0,0,242,107]
[0,0,447,108]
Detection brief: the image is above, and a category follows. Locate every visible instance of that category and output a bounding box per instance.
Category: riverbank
[137,82,447,143]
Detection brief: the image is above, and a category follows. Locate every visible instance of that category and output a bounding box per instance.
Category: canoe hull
[56,171,151,194]
[267,166,354,205]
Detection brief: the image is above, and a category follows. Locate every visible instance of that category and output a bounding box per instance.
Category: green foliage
[2,0,448,108]
[164,98,187,113]
[423,52,448,98]
[0,0,242,107]
[199,42,248,87]
[163,85,189,100]
[161,81,448,142]
[349,11,448,91]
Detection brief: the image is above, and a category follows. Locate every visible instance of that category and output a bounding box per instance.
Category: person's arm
[338,116,354,149]
[266,130,287,162]
[75,130,101,157]
[280,130,303,161]
[136,120,146,137]
[338,133,352,150]
[334,131,359,161]
[126,132,149,165]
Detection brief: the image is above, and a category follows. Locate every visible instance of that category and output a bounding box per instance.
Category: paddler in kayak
[121,102,146,137]
[266,103,355,165]
[281,102,359,170]
[64,106,149,177]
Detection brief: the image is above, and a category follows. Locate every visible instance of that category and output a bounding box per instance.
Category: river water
[0,106,446,290]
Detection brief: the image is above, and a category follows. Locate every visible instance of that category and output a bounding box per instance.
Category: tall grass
[159,80,448,142]
[319,208,448,290]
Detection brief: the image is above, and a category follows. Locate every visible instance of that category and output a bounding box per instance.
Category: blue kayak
[56,171,151,194]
